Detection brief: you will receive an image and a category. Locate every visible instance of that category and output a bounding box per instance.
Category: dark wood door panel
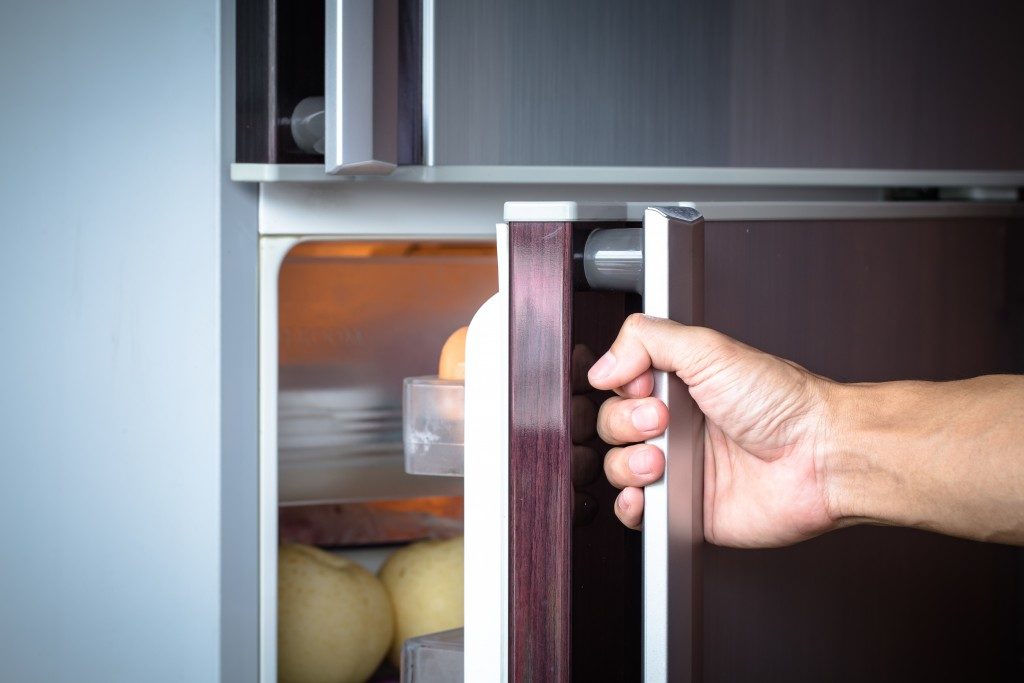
[508,221,574,682]
[702,218,1020,681]
[705,219,1011,382]
[508,223,643,682]
[571,288,642,683]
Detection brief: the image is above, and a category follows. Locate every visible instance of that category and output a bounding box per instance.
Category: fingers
[596,395,669,445]
[579,342,651,398]
[604,440,665,532]
[616,368,654,399]
[588,313,738,391]
[603,443,665,489]
[615,487,645,529]
[595,394,665,533]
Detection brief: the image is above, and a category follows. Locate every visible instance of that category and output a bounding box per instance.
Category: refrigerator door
[694,204,1021,682]
[430,1,1024,169]
[494,200,1022,683]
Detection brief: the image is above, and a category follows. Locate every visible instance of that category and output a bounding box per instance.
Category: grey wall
[0,0,257,681]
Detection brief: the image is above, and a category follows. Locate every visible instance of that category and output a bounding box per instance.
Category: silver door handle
[643,206,705,683]
[325,0,398,174]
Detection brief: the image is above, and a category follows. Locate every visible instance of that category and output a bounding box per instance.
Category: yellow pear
[379,536,464,667]
[278,544,393,683]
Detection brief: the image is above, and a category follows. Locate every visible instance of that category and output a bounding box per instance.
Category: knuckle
[595,395,617,425]
[596,397,630,444]
[596,412,615,444]
[615,489,644,529]
[621,312,650,338]
[603,449,621,487]
[624,312,647,328]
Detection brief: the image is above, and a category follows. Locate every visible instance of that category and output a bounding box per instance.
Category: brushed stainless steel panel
[432,0,1024,169]
[434,0,728,167]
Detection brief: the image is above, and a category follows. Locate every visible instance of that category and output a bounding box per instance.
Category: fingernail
[617,494,630,512]
[631,404,659,432]
[629,448,653,475]
[588,351,616,381]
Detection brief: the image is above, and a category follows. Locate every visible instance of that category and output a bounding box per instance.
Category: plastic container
[403,376,465,476]
[401,628,464,683]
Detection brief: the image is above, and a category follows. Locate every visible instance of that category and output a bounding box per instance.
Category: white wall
[0,0,256,680]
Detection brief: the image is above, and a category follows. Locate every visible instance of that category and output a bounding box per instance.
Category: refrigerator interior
[277,240,495,505]
[273,239,496,680]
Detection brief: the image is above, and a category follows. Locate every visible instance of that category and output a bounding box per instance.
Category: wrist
[820,380,898,529]
[818,375,1024,543]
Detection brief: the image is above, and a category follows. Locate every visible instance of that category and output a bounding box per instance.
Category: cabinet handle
[325,0,398,174]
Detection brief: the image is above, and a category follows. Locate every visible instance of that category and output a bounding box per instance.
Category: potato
[278,544,393,683]
[378,536,464,667]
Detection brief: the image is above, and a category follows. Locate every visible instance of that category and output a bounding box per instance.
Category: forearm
[826,375,1024,544]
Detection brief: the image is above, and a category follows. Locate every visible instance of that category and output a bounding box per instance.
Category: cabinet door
[503,203,1022,682]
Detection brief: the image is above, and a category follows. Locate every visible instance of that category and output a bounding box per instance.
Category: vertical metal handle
[642,206,705,683]
[325,0,398,174]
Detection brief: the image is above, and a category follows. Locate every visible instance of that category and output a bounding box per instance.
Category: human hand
[588,314,842,548]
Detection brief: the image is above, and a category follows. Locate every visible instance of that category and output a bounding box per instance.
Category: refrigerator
[235,0,1024,680]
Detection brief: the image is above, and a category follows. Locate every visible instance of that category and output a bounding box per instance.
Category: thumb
[587,314,738,390]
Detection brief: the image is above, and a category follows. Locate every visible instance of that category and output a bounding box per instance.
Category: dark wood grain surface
[701,217,1022,681]
[235,0,274,163]
[571,288,642,683]
[275,0,327,164]
[508,221,574,682]
[235,0,324,164]
[509,223,646,681]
